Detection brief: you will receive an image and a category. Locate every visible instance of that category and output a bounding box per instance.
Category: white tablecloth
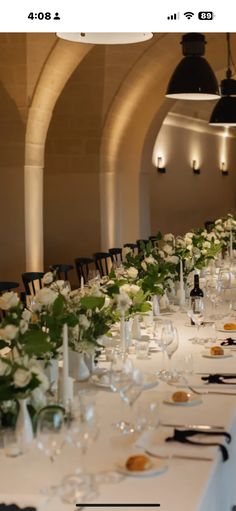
[1,312,236,511]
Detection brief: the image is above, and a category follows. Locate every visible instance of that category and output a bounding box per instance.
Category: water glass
[3,429,22,457]
[135,337,150,359]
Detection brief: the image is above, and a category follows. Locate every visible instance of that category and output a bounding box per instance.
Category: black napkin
[165,428,231,462]
[221,337,236,346]
[0,505,36,510]
[201,374,236,384]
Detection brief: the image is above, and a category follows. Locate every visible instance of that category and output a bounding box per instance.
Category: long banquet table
[1,312,236,511]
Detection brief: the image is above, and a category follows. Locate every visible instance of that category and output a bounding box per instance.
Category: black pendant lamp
[209,34,236,126]
[166,33,220,100]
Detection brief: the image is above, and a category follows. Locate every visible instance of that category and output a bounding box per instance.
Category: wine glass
[164,327,179,381]
[37,406,66,463]
[36,406,66,497]
[88,270,101,284]
[157,321,175,377]
[188,299,205,344]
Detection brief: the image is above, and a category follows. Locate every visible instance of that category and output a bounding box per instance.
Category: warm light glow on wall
[219,128,229,171]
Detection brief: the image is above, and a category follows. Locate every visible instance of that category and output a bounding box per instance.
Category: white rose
[19,320,28,335]
[0,292,19,311]
[42,272,54,286]
[79,314,90,330]
[141,261,147,271]
[203,241,211,249]
[162,244,173,255]
[202,249,207,255]
[0,358,11,376]
[215,239,221,245]
[120,284,131,294]
[13,368,32,388]
[186,232,194,239]
[159,250,165,259]
[216,225,223,232]
[145,255,156,265]
[129,284,141,295]
[116,292,132,313]
[163,233,174,242]
[0,325,18,343]
[187,244,193,252]
[22,309,31,322]
[215,219,222,225]
[126,267,138,279]
[166,255,179,264]
[30,366,49,392]
[35,287,58,307]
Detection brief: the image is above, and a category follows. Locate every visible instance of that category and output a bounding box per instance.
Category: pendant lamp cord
[226,33,236,79]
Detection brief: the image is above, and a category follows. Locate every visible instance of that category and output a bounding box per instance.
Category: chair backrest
[0,281,19,294]
[50,264,74,281]
[74,257,95,284]
[22,272,45,295]
[123,243,138,255]
[149,235,159,247]
[204,220,215,233]
[109,248,123,264]
[93,252,113,277]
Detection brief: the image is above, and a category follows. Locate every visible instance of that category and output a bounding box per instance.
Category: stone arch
[24,39,93,271]
[100,33,235,248]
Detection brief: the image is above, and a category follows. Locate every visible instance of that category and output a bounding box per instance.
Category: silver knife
[144,448,213,462]
[160,422,225,430]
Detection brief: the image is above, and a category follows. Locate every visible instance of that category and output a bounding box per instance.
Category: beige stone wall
[0,34,27,282]
[0,33,236,286]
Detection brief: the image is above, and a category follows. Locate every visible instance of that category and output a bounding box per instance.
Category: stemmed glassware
[157,320,175,378]
[187,298,205,344]
[109,350,144,434]
[62,393,99,506]
[164,327,179,381]
[37,406,66,463]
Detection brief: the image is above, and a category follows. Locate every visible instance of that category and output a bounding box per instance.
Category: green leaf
[21,330,51,356]
[80,296,105,310]
[52,294,65,317]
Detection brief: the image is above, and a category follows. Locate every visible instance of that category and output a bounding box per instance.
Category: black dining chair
[149,235,159,247]
[93,252,113,277]
[123,243,138,255]
[22,272,45,296]
[0,281,19,294]
[109,248,123,265]
[204,220,215,233]
[50,264,74,281]
[75,257,95,285]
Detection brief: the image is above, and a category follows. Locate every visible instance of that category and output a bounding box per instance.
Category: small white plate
[202,352,233,359]
[116,458,168,477]
[163,394,202,406]
[217,328,236,333]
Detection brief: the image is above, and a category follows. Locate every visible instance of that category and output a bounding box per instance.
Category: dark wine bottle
[190,274,204,322]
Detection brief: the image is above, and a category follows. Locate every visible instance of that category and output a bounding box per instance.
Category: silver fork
[188,385,236,396]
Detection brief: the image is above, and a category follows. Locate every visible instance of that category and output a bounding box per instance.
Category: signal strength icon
[167,12,180,20]
[184,11,194,19]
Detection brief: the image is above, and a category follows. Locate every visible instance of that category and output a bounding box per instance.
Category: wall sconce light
[157,156,166,173]
[220,162,229,175]
[192,159,200,174]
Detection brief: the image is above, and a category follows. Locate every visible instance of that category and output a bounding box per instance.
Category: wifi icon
[184,11,194,19]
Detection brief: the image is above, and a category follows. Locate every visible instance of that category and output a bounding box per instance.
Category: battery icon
[198,11,214,20]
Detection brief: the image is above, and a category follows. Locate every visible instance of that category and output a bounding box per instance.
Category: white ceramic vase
[15,398,34,448]
[69,350,90,381]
